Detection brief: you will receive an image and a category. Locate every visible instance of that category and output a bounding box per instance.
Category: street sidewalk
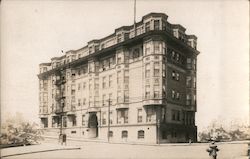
[43,135,250,147]
[1,143,81,158]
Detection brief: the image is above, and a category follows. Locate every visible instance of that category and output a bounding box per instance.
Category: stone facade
[38,12,199,144]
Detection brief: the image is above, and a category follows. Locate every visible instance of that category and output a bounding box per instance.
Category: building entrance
[88,113,98,138]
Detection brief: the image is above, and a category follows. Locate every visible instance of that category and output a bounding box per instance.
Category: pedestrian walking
[206,141,219,159]
[188,138,192,145]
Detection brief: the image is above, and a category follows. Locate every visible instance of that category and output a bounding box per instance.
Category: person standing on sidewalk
[62,134,67,146]
[58,134,63,145]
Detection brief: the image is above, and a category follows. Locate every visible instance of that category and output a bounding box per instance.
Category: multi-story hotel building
[38,13,199,144]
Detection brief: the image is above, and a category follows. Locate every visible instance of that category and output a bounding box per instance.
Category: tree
[0,112,43,147]
[198,119,250,142]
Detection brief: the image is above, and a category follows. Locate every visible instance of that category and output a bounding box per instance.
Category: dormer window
[154,20,160,30]
[173,29,179,38]
[145,22,150,32]
[162,21,166,31]
[117,34,122,43]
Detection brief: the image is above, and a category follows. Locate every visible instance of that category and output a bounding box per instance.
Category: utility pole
[107,98,111,142]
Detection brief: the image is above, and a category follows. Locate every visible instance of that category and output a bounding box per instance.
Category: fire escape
[54,68,66,134]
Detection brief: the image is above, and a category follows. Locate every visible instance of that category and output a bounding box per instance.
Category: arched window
[138,130,145,139]
[122,130,128,138]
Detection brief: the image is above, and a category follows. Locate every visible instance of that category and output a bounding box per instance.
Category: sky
[1,0,249,131]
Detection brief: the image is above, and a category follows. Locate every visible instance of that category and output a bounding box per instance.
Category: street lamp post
[157,119,160,144]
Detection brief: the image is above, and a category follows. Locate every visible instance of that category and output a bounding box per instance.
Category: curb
[1,147,81,158]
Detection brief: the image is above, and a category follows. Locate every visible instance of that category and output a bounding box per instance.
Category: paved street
[1,141,249,159]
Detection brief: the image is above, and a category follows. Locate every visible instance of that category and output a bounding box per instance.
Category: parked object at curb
[206,141,219,159]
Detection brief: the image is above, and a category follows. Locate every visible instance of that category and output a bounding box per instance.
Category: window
[186,94,191,105]
[177,111,180,121]
[171,90,175,99]
[171,110,177,121]
[186,76,192,87]
[122,130,128,138]
[187,58,192,69]
[176,53,180,61]
[162,21,167,31]
[102,94,106,106]
[145,22,150,32]
[117,34,122,43]
[94,79,99,89]
[41,118,48,128]
[154,42,160,54]
[117,109,128,124]
[117,71,122,85]
[162,85,166,98]
[71,131,76,134]
[146,107,154,122]
[176,73,180,81]
[83,98,86,106]
[63,116,67,127]
[109,93,113,105]
[137,109,142,123]
[145,42,151,55]
[193,59,196,70]
[72,116,77,126]
[78,99,81,106]
[154,85,160,98]
[109,131,113,137]
[83,82,86,89]
[102,77,106,89]
[117,91,122,103]
[78,69,81,76]
[117,57,122,64]
[145,63,150,78]
[82,115,85,126]
[109,111,113,124]
[154,62,160,77]
[172,71,176,80]
[162,64,166,77]
[124,90,129,103]
[193,77,196,88]
[145,85,150,99]
[171,51,175,60]
[83,66,87,74]
[138,130,145,139]
[162,131,167,139]
[154,78,160,85]
[132,48,140,60]
[176,92,180,100]
[161,107,166,121]
[102,112,106,125]
[124,76,129,84]
[109,75,112,87]
[193,94,196,104]
[154,20,160,30]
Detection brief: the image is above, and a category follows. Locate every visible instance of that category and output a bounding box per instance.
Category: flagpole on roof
[133,0,136,36]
